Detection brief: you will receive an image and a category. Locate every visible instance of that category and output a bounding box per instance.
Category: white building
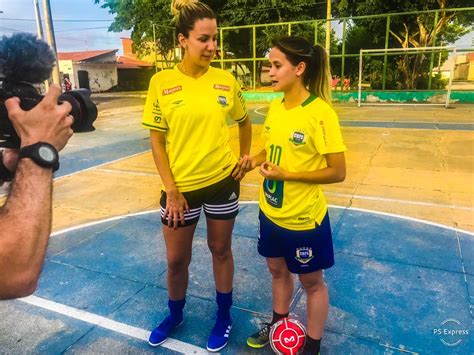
[58,50,118,92]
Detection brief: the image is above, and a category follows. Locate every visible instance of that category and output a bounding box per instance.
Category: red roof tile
[116,55,153,69]
[58,50,117,61]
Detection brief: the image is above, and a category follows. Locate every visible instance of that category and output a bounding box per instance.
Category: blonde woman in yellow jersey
[142,0,251,351]
[240,37,346,354]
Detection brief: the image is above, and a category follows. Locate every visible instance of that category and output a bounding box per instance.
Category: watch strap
[19,142,59,172]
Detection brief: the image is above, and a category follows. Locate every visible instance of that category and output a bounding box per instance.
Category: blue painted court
[2,203,472,354]
[1,102,473,354]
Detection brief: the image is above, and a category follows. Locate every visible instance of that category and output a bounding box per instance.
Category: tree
[216,0,329,85]
[94,0,328,84]
[94,0,176,67]
[333,0,474,89]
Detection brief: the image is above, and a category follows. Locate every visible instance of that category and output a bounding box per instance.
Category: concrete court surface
[0,97,473,354]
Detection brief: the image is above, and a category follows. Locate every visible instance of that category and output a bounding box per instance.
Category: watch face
[38,146,55,162]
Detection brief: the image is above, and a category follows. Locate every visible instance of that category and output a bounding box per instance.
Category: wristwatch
[19,142,59,172]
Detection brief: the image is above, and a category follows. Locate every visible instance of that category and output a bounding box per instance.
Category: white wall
[72,63,118,92]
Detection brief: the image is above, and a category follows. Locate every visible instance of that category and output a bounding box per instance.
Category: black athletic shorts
[160,175,240,227]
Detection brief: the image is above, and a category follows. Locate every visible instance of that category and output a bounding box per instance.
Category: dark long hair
[272,36,332,104]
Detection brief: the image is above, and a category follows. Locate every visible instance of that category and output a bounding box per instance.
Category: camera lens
[59,89,97,133]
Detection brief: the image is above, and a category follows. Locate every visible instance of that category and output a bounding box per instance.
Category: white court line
[252,105,472,126]
[55,150,151,181]
[20,295,209,354]
[326,204,474,237]
[95,168,158,177]
[240,183,473,211]
[243,201,474,237]
[51,209,160,236]
[0,150,152,198]
[51,201,474,238]
[253,106,267,116]
[39,202,473,352]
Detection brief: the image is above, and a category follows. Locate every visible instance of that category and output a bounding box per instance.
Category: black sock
[270,310,289,325]
[302,335,321,354]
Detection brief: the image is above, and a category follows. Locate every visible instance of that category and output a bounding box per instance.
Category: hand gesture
[232,154,257,181]
[165,190,190,229]
[259,161,287,181]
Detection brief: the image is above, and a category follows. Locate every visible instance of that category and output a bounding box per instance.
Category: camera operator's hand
[0,149,19,185]
[2,149,19,171]
[4,84,74,151]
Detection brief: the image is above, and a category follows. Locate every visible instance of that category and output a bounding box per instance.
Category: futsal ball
[269,318,306,355]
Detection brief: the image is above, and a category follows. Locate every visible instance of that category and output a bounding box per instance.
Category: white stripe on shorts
[159,206,201,213]
[160,207,202,220]
[204,200,239,209]
[203,200,239,211]
[203,202,239,215]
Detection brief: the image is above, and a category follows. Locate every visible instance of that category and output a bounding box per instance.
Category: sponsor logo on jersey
[162,85,182,95]
[295,247,314,264]
[213,84,230,91]
[170,99,185,109]
[218,95,228,107]
[289,131,306,145]
[152,101,162,116]
[264,179,284,208]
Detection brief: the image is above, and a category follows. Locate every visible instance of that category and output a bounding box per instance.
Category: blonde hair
[272,37,332,104]
[170,0,216,38]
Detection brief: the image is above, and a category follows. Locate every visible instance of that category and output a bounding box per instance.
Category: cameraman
[0,84,73,300]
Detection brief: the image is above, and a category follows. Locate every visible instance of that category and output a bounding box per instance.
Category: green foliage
[94,0,329,84]
[94,0,472,89]
[333,0,473,89]
[94,0,175,62]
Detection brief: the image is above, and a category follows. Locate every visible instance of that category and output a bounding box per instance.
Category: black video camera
[0,33,97,148]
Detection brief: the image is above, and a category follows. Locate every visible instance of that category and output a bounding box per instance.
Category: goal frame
[357,46,457,108]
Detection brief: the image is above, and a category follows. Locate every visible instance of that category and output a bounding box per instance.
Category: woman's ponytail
[309,44,332,104]
[272,37,333,105]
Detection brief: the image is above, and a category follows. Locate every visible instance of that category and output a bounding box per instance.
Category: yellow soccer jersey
[259,95,346,230]
[142,66,247,192]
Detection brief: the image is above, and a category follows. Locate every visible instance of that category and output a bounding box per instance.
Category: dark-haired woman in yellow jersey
[141,0,251,351]
[239,37,346,354]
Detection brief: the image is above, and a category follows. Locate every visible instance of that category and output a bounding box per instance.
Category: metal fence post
[428,10,439,90]
[253,26,256,90]
[358,50,363,107]
[382,15,390,90]
[446,47,456,108]
[341,18,347,85]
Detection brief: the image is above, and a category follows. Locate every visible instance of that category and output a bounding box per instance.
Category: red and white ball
[270,318,306,355]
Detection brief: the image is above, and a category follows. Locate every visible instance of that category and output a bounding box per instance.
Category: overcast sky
[0,0,131,53]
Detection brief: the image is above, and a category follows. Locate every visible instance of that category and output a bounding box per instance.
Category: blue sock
[168,298,185,324]
[216,290,232,321]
